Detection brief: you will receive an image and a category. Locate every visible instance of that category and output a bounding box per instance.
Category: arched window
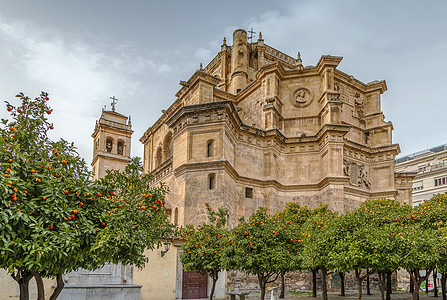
[174,207,178,225]
[117,141,124,155]
[155,146,163,168]
[163,132,173,161]
[208,173,216,190]
[207,140,214,157]
[106,138,113,153]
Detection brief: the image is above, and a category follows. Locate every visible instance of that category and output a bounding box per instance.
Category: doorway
[182,270,207,299]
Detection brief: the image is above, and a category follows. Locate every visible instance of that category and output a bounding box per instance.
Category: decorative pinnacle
[296,52,303,72]
[223,37,227,45]
[199,63,203,70]
[259,31,263,40]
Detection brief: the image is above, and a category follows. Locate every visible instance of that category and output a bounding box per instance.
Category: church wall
[223,130,236,166]
[133,246,179,300]
[279,76,323,121]
[233,143,266,180]
[172,130,188,169]
[236,89,263,129]
[345,127,367,145]
[188,128,223,163]
[282,117,321,137]
[371,162,395,192]
[183,169,228,226]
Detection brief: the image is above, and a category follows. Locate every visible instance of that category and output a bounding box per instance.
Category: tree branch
[31,272,45,300]
[49,274,65,300]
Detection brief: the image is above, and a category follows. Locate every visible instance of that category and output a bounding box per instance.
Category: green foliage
[300,204,339,272]
[223,208,293,276]
[179,203,228,276]
[0,92,170,282]
[329,199,413,273]
[95,157,172,268]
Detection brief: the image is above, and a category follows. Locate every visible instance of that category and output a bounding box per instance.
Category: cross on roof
[247,28,256,42]
[109,96,118,112]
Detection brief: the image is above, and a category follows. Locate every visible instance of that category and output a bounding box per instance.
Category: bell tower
[91,109,133,179]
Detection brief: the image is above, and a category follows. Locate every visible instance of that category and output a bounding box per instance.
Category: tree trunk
[32,272,45,300]
[409,269,421,300]
[259,278,266,300]
[49,274,65,300]
[413,281,420,300]
[441,273,446,300]
[279,271,285,298]
[426,269,430,294]
[209,271,218,300]
[355,269,363,300]
[312,269,317,297]
[321,268,328,300]
[11,269,33,300]
[377,271,385,300]
[434,270,439,298]
[339,272,345,296]
[410,275,415,294]
[366,268,371,295]
[386,270,392,300]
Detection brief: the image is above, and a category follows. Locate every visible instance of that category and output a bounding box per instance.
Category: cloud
[0,15,166,161]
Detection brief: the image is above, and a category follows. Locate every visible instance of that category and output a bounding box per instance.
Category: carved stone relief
[353,92,364,119]
[291,87,313,107]
[343,159,371,189]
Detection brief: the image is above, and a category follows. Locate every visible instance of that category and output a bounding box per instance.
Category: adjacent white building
[396,143,447,206]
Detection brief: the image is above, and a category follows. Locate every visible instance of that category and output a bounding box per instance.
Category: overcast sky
[0,0,446,164]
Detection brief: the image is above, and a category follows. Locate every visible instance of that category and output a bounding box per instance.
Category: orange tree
[419,193,447,299]
[300,204,339,300]
[329,199,412,300]
[403,194,446,300]
[0,93,170,300]
[179,203,228,300]
[222,208,294,300]
[279,203,312,297]
[95,156,171,268]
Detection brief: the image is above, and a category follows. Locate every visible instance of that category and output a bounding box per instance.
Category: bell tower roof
[91,109,133,179]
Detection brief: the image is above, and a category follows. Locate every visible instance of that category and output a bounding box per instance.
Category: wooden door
[182,270,207,299]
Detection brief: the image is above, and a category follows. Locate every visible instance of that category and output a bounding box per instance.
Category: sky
[0,0,446,164]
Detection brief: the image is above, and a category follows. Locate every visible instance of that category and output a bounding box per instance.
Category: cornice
[316,55,343,73]
[91,152,131,166]
[174,160,352,192]
[414,167,447,180]
[334,69,387,94]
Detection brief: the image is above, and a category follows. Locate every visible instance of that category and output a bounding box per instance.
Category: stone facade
[396,143,447,207]
[141,29,414,229]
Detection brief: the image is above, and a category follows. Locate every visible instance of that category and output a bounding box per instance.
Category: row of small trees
[179,193,447,300]
[0,93,172,300]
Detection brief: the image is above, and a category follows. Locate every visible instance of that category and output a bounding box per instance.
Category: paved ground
[242,291,439,299]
